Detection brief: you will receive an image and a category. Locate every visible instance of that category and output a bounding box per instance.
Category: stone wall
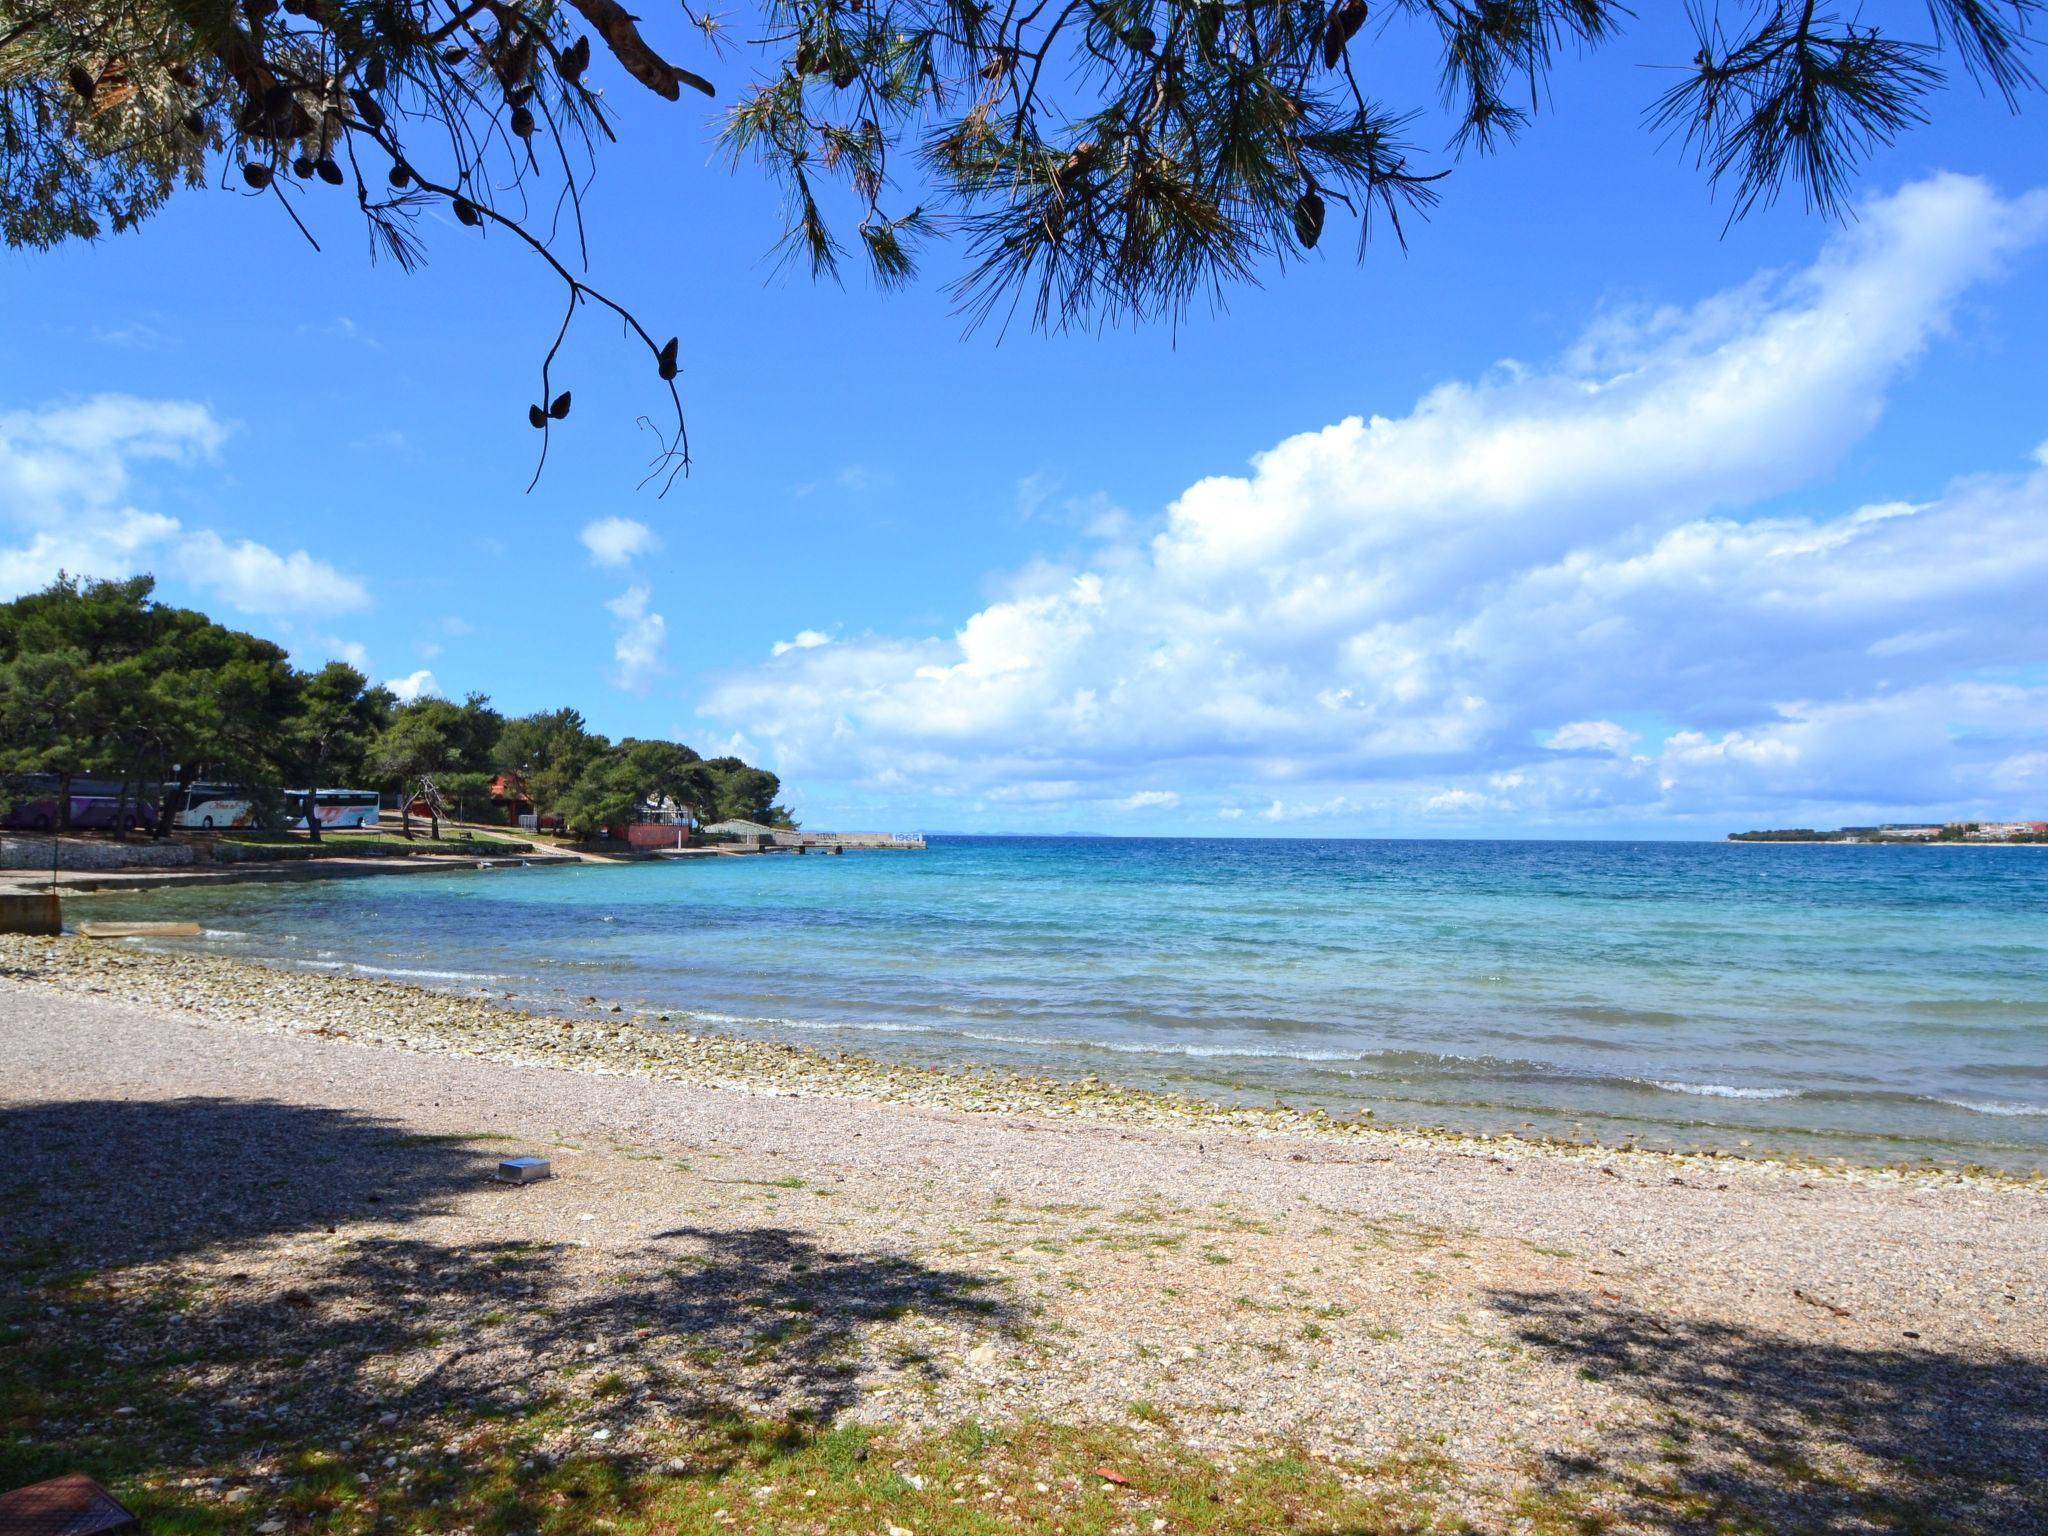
[0,836,197,870]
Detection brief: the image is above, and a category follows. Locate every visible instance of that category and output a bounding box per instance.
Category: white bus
[171,783,261,829]
[285,789,382,829]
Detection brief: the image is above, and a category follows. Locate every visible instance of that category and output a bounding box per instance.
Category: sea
[96,837,2048,1171]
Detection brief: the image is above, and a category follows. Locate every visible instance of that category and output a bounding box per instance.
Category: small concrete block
[0,1472,140,1534]
[0,893,61,938]
[497,1157,552,1184]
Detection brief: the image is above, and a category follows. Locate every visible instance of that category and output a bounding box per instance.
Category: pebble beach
[5,932,2047,1531]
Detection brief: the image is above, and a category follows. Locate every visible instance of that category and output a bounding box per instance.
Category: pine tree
[5,1,2035,484]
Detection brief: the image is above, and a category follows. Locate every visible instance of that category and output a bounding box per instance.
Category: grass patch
[0,1252,1472,1536]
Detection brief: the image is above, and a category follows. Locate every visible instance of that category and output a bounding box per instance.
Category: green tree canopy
[495,707,606,822]
[556,736,715,834]
[702,756,792,827]
[0,573,296,833]
[619,738,714,822]
[283,660,393,840]
[370,692,499,835]
[5,0,2035,482]
[1,574,791,837]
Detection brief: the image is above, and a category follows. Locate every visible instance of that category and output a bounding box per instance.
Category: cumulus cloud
[0,394,371,619]
[580,516,658,567]
[1424,789,1492,813]
[607,585,667,689]
[771,629,833,657]
[0,511,181,597]
[1546,721,1640,755]
[386,669,439,702]
[172,531,370,616]
[326,638,372,671]
[0,394,226,525]
[1,396,220,596]
[699,175,2048,831]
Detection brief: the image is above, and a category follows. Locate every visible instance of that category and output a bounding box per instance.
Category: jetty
[696,819,925,852]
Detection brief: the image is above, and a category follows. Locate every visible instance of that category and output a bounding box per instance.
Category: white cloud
[0,511,181,596]
[1546,720,1640,755]
[0,395,226,525]
[700,175,2048,830]
[1424,789,1493,813]
[310,637,371,671]
[386,668,439,702]
[0,395,224,597]
[1116,790,1180,811]
[771,629,833,657]
[987,779,1080,803]
[172,531,370,616]
[0,394,372,621]
[580,516,659,567]
[606,584,667,689]
[1990,750,2048,792]
[1258,795,1357,822]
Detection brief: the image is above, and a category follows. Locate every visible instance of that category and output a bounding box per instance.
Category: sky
[3,11,2046,838]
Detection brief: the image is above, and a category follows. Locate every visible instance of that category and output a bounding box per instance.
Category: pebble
[8,934,2011,1188]
[5,930,2044,1536]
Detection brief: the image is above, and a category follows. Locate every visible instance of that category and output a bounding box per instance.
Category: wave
[668,1008,1398,1062]
[1645,1080,1804,1101]
[684,1009,939,1036]
[349,962,508,983]
[1933,1098,2048,1118]
[671,1009,1559,1070]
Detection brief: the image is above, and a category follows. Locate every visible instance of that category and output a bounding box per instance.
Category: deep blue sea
[98,838,2048,1169]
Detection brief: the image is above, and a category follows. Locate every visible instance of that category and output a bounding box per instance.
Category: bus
[2,776,158,832]
[284,789,382,829]
[170,784,263,829]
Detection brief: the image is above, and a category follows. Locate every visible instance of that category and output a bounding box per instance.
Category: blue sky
[3,11,2046,837]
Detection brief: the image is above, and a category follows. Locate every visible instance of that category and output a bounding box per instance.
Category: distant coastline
[1729,819,2047,845]
[1727,837,2048,847]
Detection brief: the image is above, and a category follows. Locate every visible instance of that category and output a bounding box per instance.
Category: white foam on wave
[992,1033,1378,1064]
[677,1009,1381,1064]
[1934,1097,2048,1118]
[350,963,506,983]
[685,1010,937,1036]
[1647,1080,1802,1101]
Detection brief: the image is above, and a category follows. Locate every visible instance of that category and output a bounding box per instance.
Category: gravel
[5,936,2045,1530]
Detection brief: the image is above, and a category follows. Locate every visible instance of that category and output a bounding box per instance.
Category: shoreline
[0,851,571,896]
[4,933,2039,1189]
[7,937,2047,1533]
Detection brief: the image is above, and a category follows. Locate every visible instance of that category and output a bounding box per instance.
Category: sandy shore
[5,937,2046,1531]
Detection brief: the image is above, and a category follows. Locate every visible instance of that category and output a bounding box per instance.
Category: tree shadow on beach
[1,1095,1015,1532]
[3,1095,491,1269]
[1488,1287,2048,1534]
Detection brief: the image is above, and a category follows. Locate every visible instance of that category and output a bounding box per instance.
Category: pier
[695,820,925,852]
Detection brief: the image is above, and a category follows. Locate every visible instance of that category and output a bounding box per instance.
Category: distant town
[1729,820,2048,844]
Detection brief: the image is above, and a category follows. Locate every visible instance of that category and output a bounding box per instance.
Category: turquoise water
[102,838,2048,1169]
